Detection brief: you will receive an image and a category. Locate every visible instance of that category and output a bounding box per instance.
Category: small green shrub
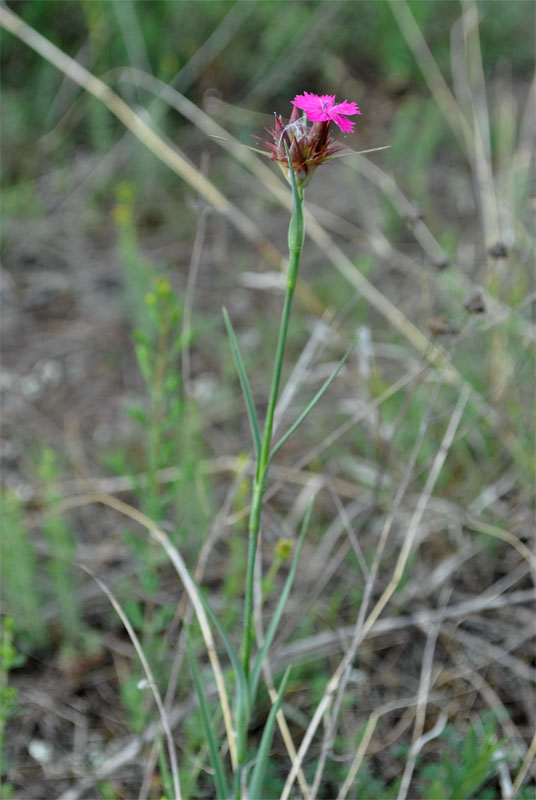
[0,492,46,649]
[419,717,507,799]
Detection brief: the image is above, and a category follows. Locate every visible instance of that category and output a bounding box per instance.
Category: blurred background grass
[1,1,535,798]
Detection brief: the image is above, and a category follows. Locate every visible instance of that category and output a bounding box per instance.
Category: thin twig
[336,713,379,800]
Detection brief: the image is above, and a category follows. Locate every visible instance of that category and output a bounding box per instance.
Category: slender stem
[235,163,304,792]
[241,283,295,676]
[258,285,296,479]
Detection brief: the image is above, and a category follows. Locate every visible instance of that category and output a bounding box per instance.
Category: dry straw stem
[512,731,536,798]
[70,490,237,769]
[281,384,471,800]
[387,0,474,156]
[397,591,450,800]
[335,713,379,800]
[80,565,182,800]
[463,515,536,569]
[458,0,501,247]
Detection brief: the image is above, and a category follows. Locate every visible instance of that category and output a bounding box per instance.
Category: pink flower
[256,92,361,187]
[291,92,361,133]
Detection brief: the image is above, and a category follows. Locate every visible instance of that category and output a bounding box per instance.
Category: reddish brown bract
[257,104,344,188]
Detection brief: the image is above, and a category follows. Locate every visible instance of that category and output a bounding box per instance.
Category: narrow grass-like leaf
[247,666,292,800]
[222,307,261,460]
[185,629,229,800]
[269,333,359,464]
[209,134,269,157]
[157,734,174,800]
[197,587,250,722]
[250,499,313,703]
[326,144,392,160]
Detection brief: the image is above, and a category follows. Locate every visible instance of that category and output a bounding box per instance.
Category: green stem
[241,284,294,677]
[241,216,305,671]
[236,159,304,790]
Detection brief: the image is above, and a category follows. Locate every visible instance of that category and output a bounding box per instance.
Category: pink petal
[307,109,332,122]
[291,92,321,112]
[331,99,361,116]
[292,91,335,118]
[329,112,355,133]
[291,92,360,131]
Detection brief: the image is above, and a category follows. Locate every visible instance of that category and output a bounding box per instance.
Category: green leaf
[222,307,261,460]
[209,134,269,157]
[197,589,250,722]
[156,734,174,800]
[247,666,291,800]
[134,342,153,382]
[125,404,148,427]
[250,499,313,703]
[269,332,360,463]
[185,629,229,800]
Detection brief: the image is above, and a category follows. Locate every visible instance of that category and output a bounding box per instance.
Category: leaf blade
[223,307,262,460]
[250,499,313,703]
[247,666,292,800]
[185,629,229,800]
[196,587,250,723]
[269,333,360,463]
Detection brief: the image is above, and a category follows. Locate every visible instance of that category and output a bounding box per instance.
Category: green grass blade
[222,307,261,460]
[197,587,250,721]
[185,629,229,800]
[156,734,174,800]
[250,499,313,703]
[247,666,292,800]
[269,333,359,463]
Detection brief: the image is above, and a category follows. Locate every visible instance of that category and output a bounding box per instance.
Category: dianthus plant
[199,93,361,799]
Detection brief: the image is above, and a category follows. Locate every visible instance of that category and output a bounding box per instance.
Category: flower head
[292,92,361,133]
[257,92,361,188]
